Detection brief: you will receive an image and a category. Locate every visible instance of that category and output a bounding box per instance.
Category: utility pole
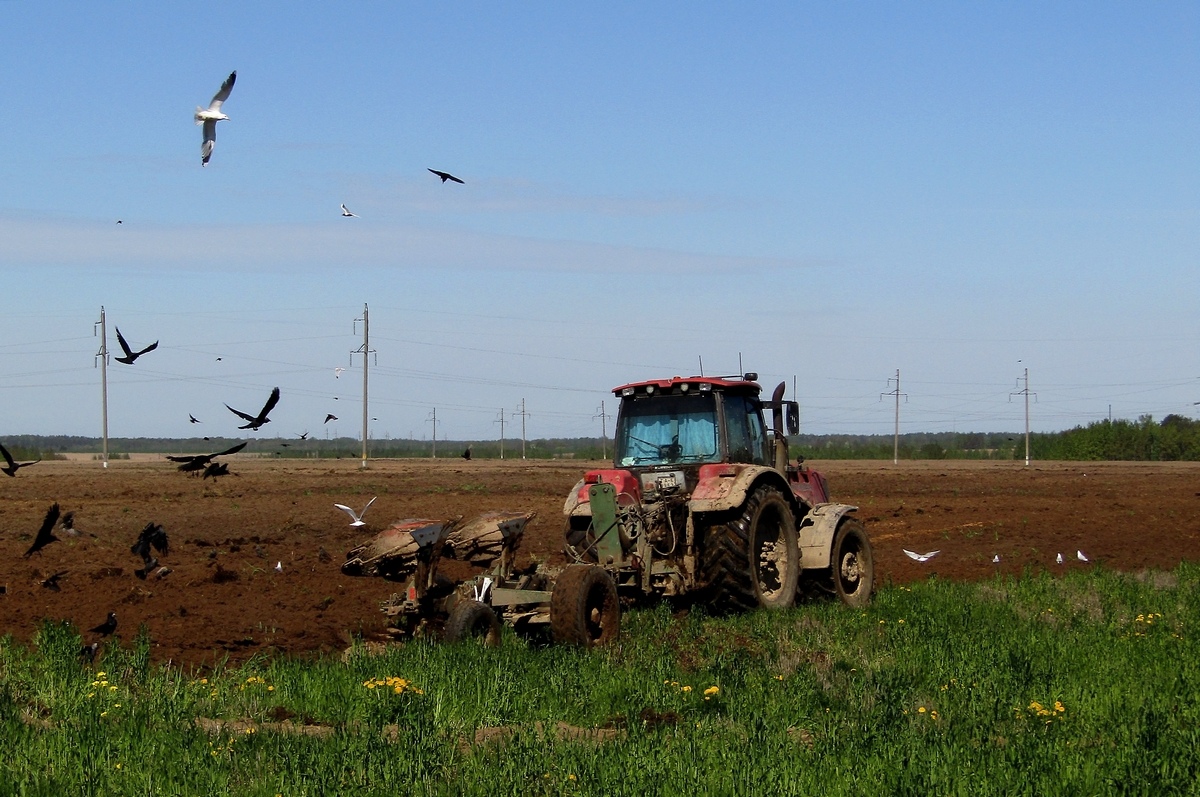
[594,400,611,460]
[351,304,375,470]
[881,369,907,465]
[494,409,506,460]
[514,399,529,460]
[1010,366,1037,466]
[93,307,109,468]
[427,409,439,458]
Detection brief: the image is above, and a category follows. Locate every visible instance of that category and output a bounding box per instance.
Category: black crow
[189,414,201,424]
[23,503,61,558]
[428,168,464,184]
[203,462,232,480]
[131,522,169,561]
[60,510,78,536]
[80,642,100,663]
[41,570,68,591]
[113,327,158,365]
[167,441,247,473]
[88,612,117,637]
[0,442,39,477]
[461,446,472,461]
[225,386,280,430]
[324,414,337,423]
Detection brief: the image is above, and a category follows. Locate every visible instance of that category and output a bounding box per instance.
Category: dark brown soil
[2,458,1197,667]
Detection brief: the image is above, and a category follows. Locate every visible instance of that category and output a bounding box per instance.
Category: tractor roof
[612,374,762,397]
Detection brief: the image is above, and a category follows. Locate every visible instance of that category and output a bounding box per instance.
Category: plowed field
[2,458,1198,666]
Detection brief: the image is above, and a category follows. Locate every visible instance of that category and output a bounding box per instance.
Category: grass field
[4,564,1199,795]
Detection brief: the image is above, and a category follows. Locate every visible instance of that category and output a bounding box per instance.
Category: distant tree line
[3,415,1199,462]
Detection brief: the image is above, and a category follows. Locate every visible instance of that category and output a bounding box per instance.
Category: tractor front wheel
[830,518,873,607]
[550,564,620,647]
[702,486,800,612]
[444,600,502,646]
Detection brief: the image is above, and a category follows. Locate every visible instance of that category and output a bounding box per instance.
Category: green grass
[4,565,1200,795]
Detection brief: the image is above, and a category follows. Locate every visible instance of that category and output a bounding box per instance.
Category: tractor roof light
[679,383,690,393]
[645,385,656,395]
[698,382,712,392]
[622,387,635,397]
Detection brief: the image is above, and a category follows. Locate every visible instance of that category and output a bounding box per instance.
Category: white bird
[902,549,940,562]
[334,367,346,379]
[1056,552,1064,564]
[274,561,283,573]
[340,203,358,217]
[195,70,237,166]
[992,554,1000,564]
[334,496,377,527]
[1077,550,1089,562]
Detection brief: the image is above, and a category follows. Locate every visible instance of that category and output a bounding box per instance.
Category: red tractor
[562,373,873,617]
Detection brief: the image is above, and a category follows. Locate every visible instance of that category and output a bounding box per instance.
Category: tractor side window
[723,395,768,465]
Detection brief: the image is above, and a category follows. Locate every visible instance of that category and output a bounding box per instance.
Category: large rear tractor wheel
[702,487,800,612]
[830,518,873,608]
[444,600,502,647]
[550,564,620,648]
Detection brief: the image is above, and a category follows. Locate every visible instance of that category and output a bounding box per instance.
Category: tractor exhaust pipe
[771,381,789,475]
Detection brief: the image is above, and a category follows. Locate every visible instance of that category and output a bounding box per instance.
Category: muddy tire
[444,600,502,647]
[702,486,799,612]
[550,564,620,648]
[830,518,873,608]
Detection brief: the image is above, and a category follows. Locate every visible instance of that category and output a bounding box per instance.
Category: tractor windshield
[615,393,719,467]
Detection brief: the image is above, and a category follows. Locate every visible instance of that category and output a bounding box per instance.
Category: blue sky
[2,2,1197,442]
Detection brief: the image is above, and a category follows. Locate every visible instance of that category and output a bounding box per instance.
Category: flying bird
[334,367,346,379]
[1077,550,1089,562]
[340,203,358,217]
[902,549,940,563]
[167,441,247,473]
[189,414,201,424]
[461,446,472,461]
[41,570,69,591]
[428,168,464,184]
[23,503,61,558]
[113,327,158,365]
[196,70,237,166]
[131,522,169,561]
[88,612,118,637]
[298,431,309,440]
[334,496,376,527]
[225,386,280,430]
[324,414,337,424]
[0,442,39,477]
[60,510,80,537]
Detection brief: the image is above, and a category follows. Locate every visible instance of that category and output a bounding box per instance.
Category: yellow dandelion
[115,763,122,770]
[114,703,121,708]
[897,619,905,624]
[267,686,275,692]
[100,711,108,718]
[918,706,926,714]
[704,686,720,697]
[96,671,106,678]
[568,774,577,782]
[199,678,208,685]
[681,685,692,693]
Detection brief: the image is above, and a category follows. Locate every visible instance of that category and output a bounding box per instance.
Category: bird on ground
[196,70,237,166]
[41,570,68,591]
[1056,552,1064,564]
[992,554,1001,564]
[0,442,39,477]
[189,414,201,424]
[274,561,283,573]
[80,642,100,663]
[167,441,247,473]
[333,496,376,527]
[1077,550,1089,562]
[428,168,464,184]
[902,549,940,562]
[23,503,61,558]
[60,510,80,537]
[225,386,280,430]
[113,327,158,365]
[461,446,472,461]
[340,203,358,217]
[203,462,233,479]
[324,414,337,424]
[89,612,118,637]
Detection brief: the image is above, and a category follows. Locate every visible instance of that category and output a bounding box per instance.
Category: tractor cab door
[720,394,768,465]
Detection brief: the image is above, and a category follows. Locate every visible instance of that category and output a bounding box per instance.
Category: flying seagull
[334,367,346,379]
[196,70,236,166]
[428,168,464,184]
[0,442,39,477]
[88,612,118,637]
[166,441,247,473]
[340,203,358,217]
[902,549,940,563]
[225,386,280,430]
[333,496,376,527]
[23,503,61,558]
[113,327,158,365]
[324,414,337,423]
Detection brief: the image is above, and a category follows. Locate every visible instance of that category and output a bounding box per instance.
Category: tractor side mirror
[786,402,800,436]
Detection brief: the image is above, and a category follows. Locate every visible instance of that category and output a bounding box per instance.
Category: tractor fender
[799,503,859,570]
[688,464,790,514]
[563,478,588,517]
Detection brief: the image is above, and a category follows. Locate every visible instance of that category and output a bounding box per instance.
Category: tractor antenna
[698,355,704,376]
